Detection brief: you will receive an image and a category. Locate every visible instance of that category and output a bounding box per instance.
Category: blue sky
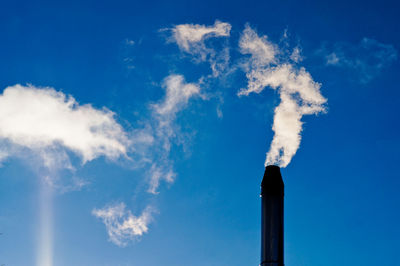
[1,0,400,265]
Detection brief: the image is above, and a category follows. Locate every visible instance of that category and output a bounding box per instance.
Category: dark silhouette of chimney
[260,165,284,266]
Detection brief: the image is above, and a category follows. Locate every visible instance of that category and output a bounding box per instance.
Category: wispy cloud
[171,20,231,53]
[147,74,202,193]
[319,38,398,83]
[169,20,232,76]
[290,46,303,63]
[152,75,201,117]
[92,203,155,247]
[238,25,327,167]
[93,74,202,245]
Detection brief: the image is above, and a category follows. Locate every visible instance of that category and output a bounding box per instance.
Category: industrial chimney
[260,165,284,266]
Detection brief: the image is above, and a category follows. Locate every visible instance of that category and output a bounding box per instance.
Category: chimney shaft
[260,165,284,266]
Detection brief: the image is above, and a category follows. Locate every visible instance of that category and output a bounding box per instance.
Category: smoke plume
[238,25,327,167]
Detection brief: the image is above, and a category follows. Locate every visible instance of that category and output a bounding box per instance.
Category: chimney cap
[261,165,284,195]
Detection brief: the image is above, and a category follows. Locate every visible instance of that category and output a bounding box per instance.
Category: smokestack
[260,165,284,266]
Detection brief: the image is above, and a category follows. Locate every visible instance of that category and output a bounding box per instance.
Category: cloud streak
[320,38,398,83]
[238,25,327,167]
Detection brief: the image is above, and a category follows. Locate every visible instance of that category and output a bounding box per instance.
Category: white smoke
[238,25,327,167]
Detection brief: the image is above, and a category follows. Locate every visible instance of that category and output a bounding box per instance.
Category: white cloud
[172,20,231,53]
[125,39,135,46]
[0,84,130,167]
[152,75,201,118]
[290,46,303,63]
[147,74,201,193]
[147,163,175,194]
[92,203,155,247]
[325,52,340,65]
[170,20,232,76]
[238,26,327,167]
[320,38,398,83]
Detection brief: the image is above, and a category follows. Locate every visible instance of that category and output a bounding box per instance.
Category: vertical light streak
[37,177,53,266]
